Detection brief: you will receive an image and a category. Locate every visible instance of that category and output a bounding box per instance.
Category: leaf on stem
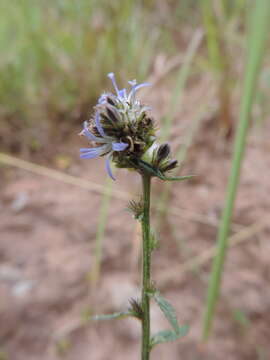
[153,292,179,333]
[150,326,189,347]
[90,311,133,321]
[150,291,189,347]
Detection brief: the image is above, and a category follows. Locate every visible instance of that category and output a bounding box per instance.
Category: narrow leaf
[90,311,132,321]
[154,292,179,333]
[150,325,189,347]
[158,174,195,182]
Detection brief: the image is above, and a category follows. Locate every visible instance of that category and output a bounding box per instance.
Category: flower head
[80,72,155,179]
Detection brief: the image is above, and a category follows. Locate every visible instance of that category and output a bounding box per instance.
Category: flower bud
[160,159,178,172]
[156,143,170,164]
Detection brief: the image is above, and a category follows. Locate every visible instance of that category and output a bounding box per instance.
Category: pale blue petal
[112,142,128,152]
[98,144,112,155]
[80,154,99,159]
[98,94,107,104]
[80,148,101,159]
[82,121,101,142]
[80,147,95,152]
[82,128,97,141]
[80,146,111,155]
[80,144,111,159]
[132,82,151,93]
[95,112,106,137]
[105,155,116,180]
[107,72,119,95]
[118,88,127,99]
[128,82,151,102]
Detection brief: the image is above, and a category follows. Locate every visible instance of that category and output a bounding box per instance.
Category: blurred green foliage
[0,0,269,152]
[0,0,182,145]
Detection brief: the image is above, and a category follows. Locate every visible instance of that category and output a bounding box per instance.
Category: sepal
[158,174,194,182]
[135,158,194,182]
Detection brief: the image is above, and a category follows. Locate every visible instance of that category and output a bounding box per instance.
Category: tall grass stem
[90,176,114,287]
[155,100,210,232]
[161,30,203,142]
[202,0,270,341]
[155,30,203,231]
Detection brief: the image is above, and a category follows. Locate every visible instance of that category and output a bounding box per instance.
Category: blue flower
[80,73,152,180]
[80,119,128,180]
[99,73,151,122]
[107,72,150,104]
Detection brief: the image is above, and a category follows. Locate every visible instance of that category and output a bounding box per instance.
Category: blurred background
[1,0,270,359]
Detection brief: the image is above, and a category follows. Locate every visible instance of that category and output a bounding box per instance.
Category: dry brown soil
[1,90,270,360]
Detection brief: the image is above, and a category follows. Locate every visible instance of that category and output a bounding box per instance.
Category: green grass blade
[154,30,203,230]
[89,174,114,287]
[155,101,210,232]
[161,29,203,142]
[201,0,223,73]
[202,0,270,341]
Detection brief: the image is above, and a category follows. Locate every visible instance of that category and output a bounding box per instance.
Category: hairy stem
[141,174,152,360]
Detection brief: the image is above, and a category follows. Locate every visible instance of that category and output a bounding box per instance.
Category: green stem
[141,174,152,360]
[202,0,270,341]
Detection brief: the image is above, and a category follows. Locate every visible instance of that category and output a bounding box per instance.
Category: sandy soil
[1,86,270,360]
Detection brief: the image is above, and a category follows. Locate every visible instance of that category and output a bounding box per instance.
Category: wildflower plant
[79,73,191,359]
